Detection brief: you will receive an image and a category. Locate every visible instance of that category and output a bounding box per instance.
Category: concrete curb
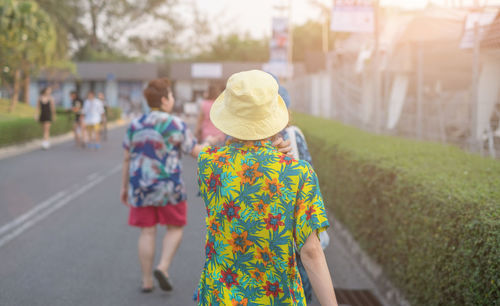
[331,215,411,306]
[0,119,128,161]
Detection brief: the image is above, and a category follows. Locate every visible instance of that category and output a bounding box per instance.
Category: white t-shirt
[82,98,104,125]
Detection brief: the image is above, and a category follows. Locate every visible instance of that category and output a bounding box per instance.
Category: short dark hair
[206,82,224,100]
[40,87,50,95]
[143,78,172,108]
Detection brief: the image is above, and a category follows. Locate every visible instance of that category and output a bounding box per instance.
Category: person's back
[124,111,195,206]
[195,70,337,306]
[200,99,224,141]
[196,138,328,304]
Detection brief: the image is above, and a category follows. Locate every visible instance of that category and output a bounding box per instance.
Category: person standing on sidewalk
[120,78,209,293]
[195,70,338,305]
[82,91,104,150]
[70,91,84,147]
[195,82,225,145]
[36,87,56,150]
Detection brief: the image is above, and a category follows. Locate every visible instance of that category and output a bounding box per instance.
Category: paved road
[0,126,380,306]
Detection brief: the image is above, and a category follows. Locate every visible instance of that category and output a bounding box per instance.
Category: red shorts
[128,201,187,228]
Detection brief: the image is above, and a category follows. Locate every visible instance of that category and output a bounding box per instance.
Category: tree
[33,0,86,58]
[193,33,270,62]
[0,0,57,111]
[74,0,182,60]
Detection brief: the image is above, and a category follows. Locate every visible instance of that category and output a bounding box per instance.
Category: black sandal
[154,269,173,291]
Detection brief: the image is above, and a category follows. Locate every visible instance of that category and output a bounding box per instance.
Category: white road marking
[0,165,121,248]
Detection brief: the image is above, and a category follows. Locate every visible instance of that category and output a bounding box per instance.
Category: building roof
[38,62,158,81]
[76,62,158,81]
[169,62,266,80]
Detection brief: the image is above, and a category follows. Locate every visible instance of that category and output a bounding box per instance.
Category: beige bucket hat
[210,70,289,141]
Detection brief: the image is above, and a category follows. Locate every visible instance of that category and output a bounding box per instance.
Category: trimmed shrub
[293,113,500,306]
[0,107,122,147]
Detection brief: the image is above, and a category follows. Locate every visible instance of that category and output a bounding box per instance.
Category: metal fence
[287,26,500,158]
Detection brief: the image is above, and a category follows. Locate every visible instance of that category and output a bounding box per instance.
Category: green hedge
[293,113,500,306]
[0,107,122,147]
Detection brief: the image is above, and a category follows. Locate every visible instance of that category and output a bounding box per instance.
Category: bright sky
[194,0,500,38]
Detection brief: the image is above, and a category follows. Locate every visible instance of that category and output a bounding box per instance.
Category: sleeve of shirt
[294,162,329,251]
[295,128,313,166]
[181,121,198,155]
[122,124,132,151]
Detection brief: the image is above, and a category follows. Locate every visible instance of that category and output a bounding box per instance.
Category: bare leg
[87,128,94,146]
[138,226,156,288]
[95,126,101,144]
[156,225,184,276]
[43,122,51,141]
[73,122,80,145]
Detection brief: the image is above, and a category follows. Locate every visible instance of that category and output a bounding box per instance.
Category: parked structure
[31,62,158,115]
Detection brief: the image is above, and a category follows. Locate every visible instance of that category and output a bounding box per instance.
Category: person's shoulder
[199,145,228,161]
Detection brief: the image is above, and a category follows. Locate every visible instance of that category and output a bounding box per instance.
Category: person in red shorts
[120,78,208,293]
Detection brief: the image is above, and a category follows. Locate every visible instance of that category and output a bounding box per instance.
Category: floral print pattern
[195,140,329,305]
[123,111,196,207]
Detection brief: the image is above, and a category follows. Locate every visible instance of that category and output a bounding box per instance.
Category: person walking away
[70,91,84,147]
[120,78,210,293]
[36,87,56,150]
[98,92,108,141]
[82,91,104,149]
[195,82,225,145]
[195,70,338,305]
[274,75,331,303]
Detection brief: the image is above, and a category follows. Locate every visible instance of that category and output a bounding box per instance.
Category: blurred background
[1,1,499,306]
[1,0,499,157]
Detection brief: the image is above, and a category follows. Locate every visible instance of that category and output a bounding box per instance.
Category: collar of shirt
[227,139,276,152]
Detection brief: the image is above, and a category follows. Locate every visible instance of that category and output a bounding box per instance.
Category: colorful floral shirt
[123,111,196,207]
[196,140,329,305]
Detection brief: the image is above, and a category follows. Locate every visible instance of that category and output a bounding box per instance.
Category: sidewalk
[0,119,128,161]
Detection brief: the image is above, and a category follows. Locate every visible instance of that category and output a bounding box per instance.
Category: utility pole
[470,0,481,151]
[374,0,381,133]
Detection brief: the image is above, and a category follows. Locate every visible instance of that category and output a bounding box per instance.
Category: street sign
[191,63,223,79]
[330,0,374,33]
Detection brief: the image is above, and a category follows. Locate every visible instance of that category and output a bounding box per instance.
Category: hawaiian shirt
[196,140,329,305]
[122,111,196,207]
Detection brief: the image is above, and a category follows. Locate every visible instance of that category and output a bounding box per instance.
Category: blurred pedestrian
[70,91,84,147]
[36,87,56,150]
[195,70,338,305]
[82,91,104,149]
[97,92,108,141]
[120,78,209,293]
[273,74,331,304]
[195,82,225,145]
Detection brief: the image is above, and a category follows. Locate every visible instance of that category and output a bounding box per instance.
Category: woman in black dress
[37,87,56,149]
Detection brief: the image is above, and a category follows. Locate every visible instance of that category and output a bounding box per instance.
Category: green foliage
[106,107,122,121]
[0,0,57,72]
[0,99,122,147]
[0,114,72,147]
[293,113,500,305]
[291,20,348,62]
[193,33,270,62]
[0,98,35,119]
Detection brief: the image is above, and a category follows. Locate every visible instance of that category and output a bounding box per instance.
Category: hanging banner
[270,17,289,62]
[330,0,374,33]
[267,17,292,78]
